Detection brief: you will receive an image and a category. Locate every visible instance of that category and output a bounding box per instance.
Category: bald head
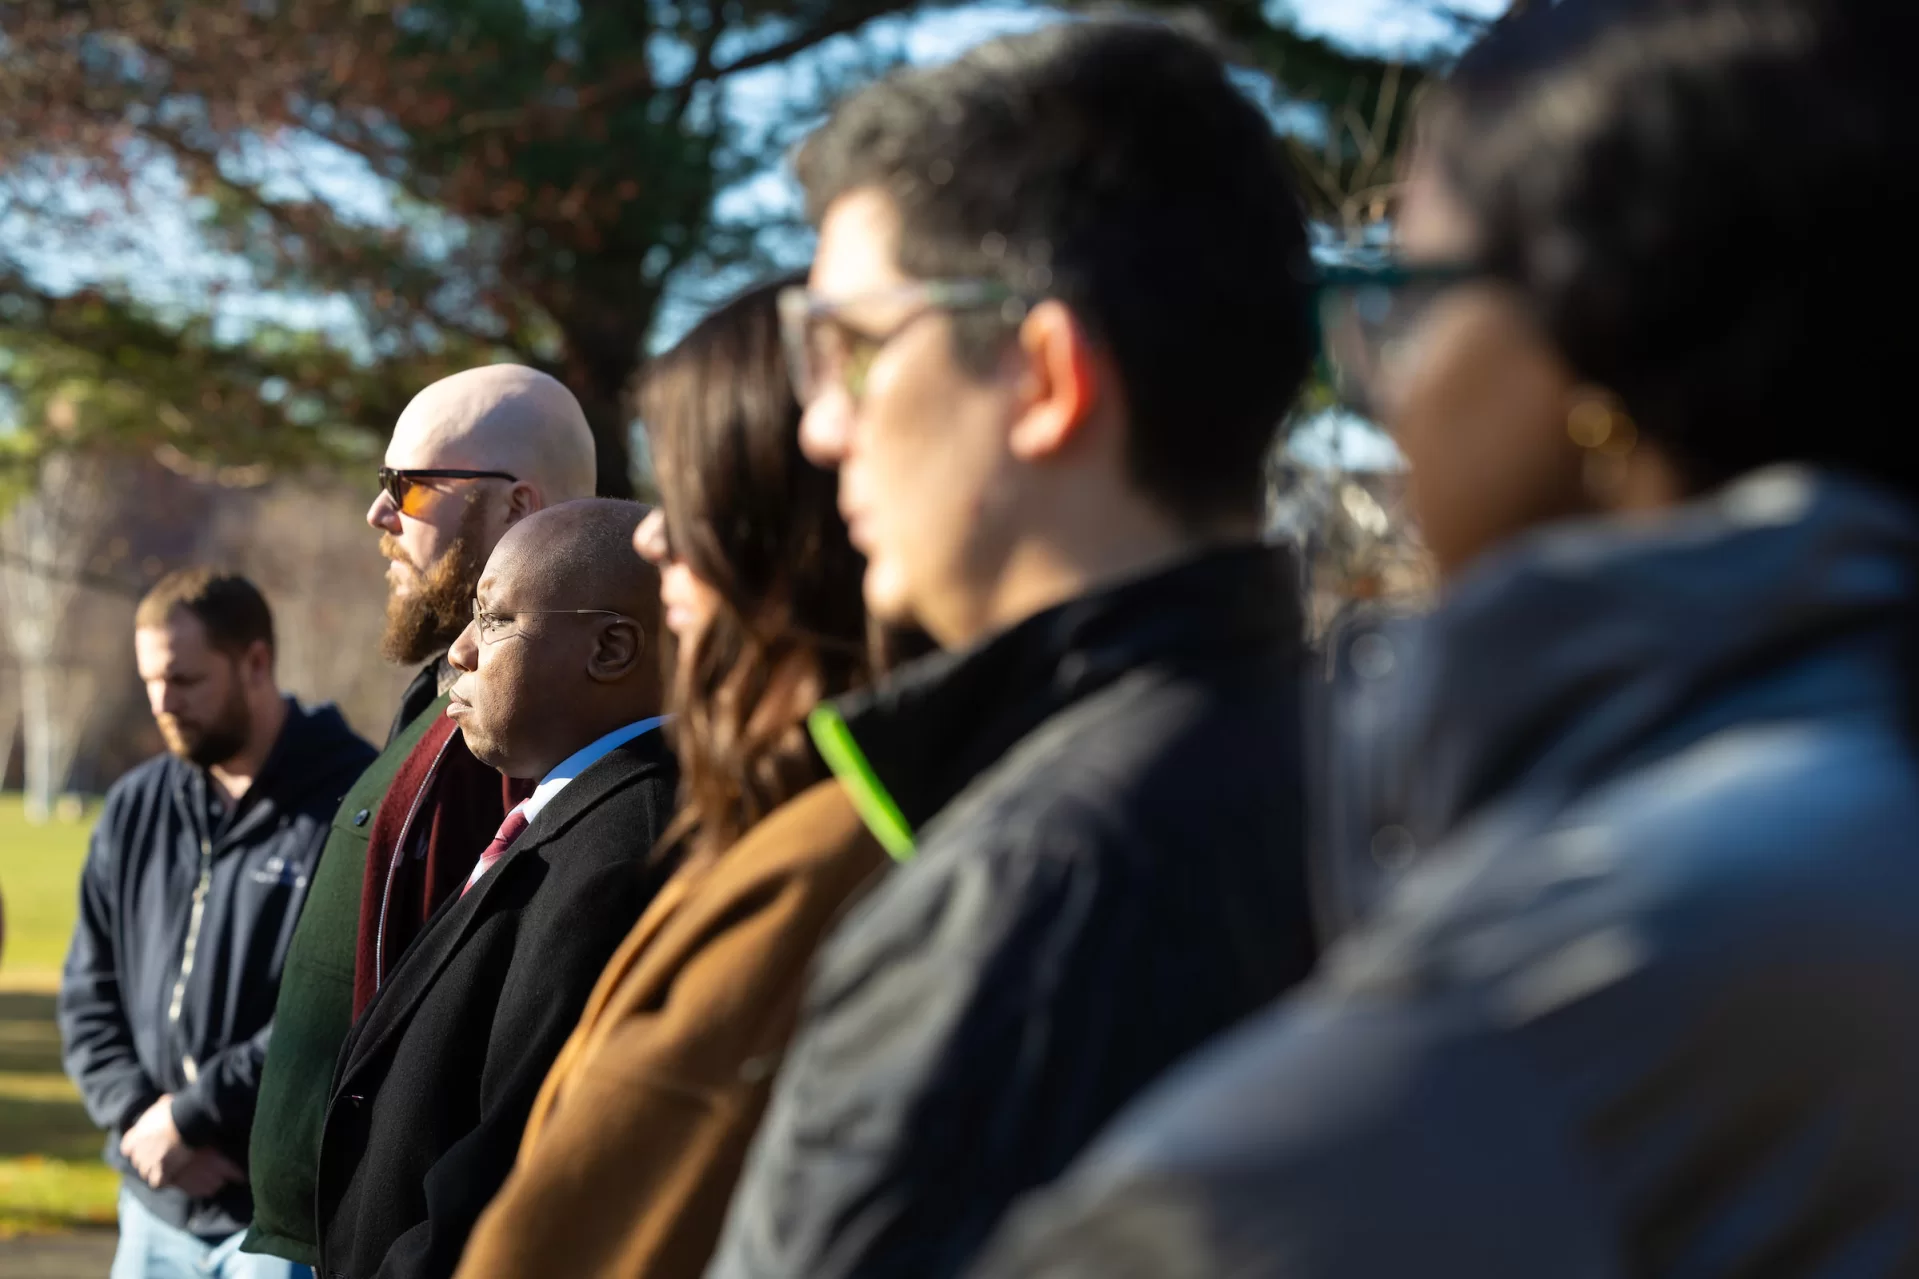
[392,364,597,504]
[488,500,661,625]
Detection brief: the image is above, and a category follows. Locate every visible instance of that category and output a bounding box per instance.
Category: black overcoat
[315,733,677,1279]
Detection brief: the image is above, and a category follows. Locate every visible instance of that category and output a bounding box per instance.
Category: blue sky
[1293,0,1506,49]
[671,0,1506,340]
[884,0,1508,65]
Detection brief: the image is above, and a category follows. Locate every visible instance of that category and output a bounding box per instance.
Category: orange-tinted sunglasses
[378,467,517,518]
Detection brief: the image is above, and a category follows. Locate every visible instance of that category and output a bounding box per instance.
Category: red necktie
[462,805,530,897]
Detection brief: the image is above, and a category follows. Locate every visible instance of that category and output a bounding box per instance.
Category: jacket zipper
[168,837,214,1084]
[374,730,459,993]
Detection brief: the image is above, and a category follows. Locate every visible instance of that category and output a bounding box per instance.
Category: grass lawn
[0,796,118,1237]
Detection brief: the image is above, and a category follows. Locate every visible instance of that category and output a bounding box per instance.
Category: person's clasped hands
[121,1093,245,1197]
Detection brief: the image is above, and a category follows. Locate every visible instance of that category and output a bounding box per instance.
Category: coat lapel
[335,731,673,1094]
[336,874,493,1095]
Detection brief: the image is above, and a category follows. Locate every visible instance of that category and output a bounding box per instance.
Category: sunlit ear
[506,481,542,523]
[586,619,644,683]
[1007,300,1100,462]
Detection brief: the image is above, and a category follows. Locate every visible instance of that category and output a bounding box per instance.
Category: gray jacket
[974,468,1919,1278]
[60,701,375,1237]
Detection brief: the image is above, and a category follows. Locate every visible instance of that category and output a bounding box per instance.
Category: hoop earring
[1567,390,1638,501]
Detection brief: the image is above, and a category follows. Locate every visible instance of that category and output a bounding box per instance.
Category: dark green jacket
[242,692,446,1264]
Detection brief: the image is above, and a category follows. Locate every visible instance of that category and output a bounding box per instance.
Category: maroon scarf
[352,714,531,1017]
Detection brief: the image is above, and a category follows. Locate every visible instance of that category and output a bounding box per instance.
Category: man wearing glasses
[243,365,597,1270]
[315,499,677,1279]
[707,19,1321,1279]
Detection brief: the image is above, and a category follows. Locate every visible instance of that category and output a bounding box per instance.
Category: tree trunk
[19,659,62,822]
[0,452,109,819]
[0,680,19,791]
[579,383,636,500]
[553,279,660,502]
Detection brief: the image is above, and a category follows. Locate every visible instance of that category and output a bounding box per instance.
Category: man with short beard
[241,364,598,1270]
[60,569,375,1278]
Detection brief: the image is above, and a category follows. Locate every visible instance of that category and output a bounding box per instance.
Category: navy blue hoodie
[60,699,375,1237]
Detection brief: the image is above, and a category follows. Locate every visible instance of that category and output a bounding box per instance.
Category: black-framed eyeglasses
[777,281,1033,409]
[379,467,519,518]
[470,600,641,646]
[1315,262,1482,421]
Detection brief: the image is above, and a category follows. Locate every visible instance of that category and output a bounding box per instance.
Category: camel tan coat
[451,779,886,1279]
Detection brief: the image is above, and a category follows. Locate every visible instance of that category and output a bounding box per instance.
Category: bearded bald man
[371,365,598,695]
[243,366,597,1269]
[316,500,678,1279]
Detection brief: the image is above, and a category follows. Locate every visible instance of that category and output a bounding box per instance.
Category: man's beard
[159,679,252,769]
[379,506,489,665]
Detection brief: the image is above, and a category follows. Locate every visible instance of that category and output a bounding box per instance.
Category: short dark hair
[136,568,275,659]
[1432,0,1919,737]
[796,17,1316,527]
[1432,0,1914,493]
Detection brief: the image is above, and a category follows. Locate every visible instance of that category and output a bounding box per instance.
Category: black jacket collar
[836,543,1302,835]
[508,729,676,859]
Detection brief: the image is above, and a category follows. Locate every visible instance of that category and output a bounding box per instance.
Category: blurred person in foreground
[703,19,1321,1279]
[973,2,1919,1275]
[243,364,596,1267]
[60,570,375,1279]
[316,500,678,1279]
[456,277,890,1279]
